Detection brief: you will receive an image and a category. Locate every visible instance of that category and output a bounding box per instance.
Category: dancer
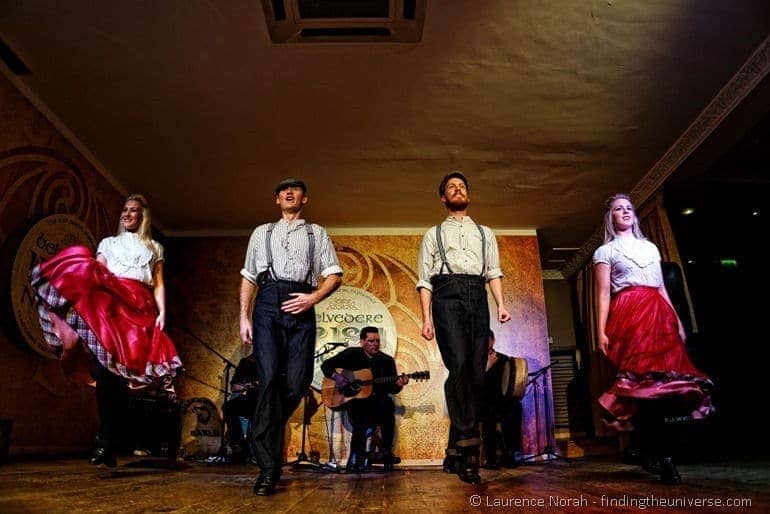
[594,193,713,484]
[239,177,342,495]
[31,194,183,467]
[417,171,511,484]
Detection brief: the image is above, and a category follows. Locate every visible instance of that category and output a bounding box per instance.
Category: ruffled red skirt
[599,286,713,430]
[30,245,182,388]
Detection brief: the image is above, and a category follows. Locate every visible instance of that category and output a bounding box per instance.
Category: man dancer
[239,178,343,495]
[417,171,511,484]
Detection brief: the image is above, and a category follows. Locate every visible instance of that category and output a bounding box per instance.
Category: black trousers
[249,280,316,473]
[634,398,688,458]
[223,394,257,448]
[431,274,489,448]
[348,395,396,456]
[94,366,128,451]
[481,400,522,461]
[129,396,181,457]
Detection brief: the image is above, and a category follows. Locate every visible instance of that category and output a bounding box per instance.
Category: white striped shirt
[241,219,342,287]
[416,215,503,291]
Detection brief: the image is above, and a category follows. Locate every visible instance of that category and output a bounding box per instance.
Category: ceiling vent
[261,0,426,43]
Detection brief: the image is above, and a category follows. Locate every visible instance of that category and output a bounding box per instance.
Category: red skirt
[598,286,713,430]
[30,245,183,387]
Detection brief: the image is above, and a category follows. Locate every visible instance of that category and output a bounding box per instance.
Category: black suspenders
[265,222,315,284]
[304,223,315,283]
[436,221,486,277]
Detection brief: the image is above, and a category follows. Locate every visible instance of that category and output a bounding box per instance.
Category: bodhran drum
[500,356,528,401]
[180,397,222,458]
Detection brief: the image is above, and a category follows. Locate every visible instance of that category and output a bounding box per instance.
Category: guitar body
[321,368,430,409]
[321,368,374,409]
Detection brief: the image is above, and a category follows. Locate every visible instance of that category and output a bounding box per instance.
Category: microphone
[325,342,348,348]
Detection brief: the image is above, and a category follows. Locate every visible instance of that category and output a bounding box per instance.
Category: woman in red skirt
[31,194,183,467]
[594,194,712,485]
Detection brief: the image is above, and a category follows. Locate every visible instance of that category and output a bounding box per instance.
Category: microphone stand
[206,361,237,464]
[320,343,346,473]
[323,407,340,473]
[522,364,567,464]
[289,343,346,472]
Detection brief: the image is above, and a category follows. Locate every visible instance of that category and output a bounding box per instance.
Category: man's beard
[445,195,469,210]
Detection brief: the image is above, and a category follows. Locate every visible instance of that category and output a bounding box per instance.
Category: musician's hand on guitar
[332,372,349,389]
[395,374,409,387]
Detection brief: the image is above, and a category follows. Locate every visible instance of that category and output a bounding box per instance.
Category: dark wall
[0,72,124,454]
[664,111,770,457]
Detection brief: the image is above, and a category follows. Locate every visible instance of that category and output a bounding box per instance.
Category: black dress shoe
[457,450,481,484]
[458,466,481,484]
[253,472,277,496]
[89,447,117,467]
[660,457,681,485]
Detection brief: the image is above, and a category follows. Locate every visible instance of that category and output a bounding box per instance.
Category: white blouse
[593,236,662,293]
[96,232,164,286]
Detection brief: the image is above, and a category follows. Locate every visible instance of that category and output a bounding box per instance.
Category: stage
[1,456,767,513]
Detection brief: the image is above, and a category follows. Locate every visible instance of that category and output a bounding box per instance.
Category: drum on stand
[500,356,528,401]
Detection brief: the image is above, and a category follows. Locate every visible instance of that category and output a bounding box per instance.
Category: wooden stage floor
[1,456,768,513]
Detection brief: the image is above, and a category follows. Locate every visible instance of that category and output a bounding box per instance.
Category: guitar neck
[368,372,421,386]
[370,375,400,385]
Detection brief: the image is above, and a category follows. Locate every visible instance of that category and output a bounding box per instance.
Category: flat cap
[275,177,307,194]
[438,171,468,197]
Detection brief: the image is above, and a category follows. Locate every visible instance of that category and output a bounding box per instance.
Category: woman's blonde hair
[603,193,646,243]
[118,194,154,249]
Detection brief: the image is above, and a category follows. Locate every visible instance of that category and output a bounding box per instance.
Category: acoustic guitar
[321,368,430,409]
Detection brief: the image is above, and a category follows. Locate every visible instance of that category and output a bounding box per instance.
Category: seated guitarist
[223,356,259,463]
[321,326,409,472]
